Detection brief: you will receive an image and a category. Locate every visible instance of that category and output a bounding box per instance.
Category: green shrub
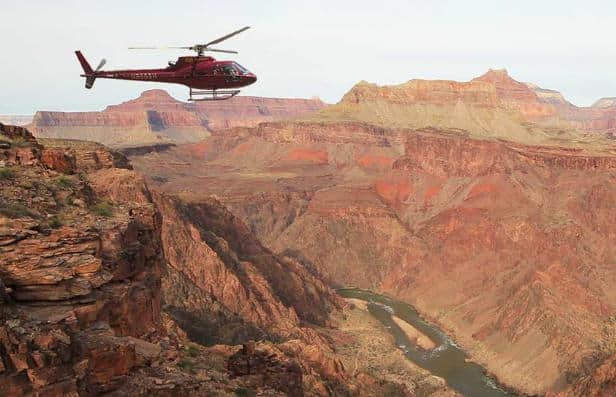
[54,175,73,189]
[48,215,62,229]
[8,139,31,148]
[89,202,113,217]
[0,202,36,218]
[187,344,200,357]
[234,388,256,397]
[178,359,194,373]
[0,168,15,180]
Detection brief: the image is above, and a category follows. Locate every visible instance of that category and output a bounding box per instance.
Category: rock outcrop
[29,90,327,148]
[314,69,616,147]
[524,85,616,137]
[128,86,616,396]
[2,124,421,396]
[0,125,163,396]
[592,97,616,109]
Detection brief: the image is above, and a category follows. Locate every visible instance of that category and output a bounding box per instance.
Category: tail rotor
[75,51,106,89]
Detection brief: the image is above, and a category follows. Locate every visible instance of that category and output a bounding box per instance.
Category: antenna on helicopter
[129,26,250,56]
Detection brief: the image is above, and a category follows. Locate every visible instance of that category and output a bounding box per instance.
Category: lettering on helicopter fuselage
[132,73,157,79]
[111,73,158,79]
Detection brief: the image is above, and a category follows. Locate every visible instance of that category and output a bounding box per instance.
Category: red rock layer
[127,117,616,395]
[340,68,556,120]
[2,125,416,396]
[29,90,327,147]
[1,129,164,396]
[526,85,616,136]
[547,353,616,397]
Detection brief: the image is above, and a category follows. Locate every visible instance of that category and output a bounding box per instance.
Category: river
[337,288,518,397]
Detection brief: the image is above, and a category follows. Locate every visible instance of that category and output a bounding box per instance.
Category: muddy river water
[338,288,517,397]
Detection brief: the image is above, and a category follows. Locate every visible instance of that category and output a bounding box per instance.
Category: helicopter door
[221,65,241,83]
[195,64,210,75]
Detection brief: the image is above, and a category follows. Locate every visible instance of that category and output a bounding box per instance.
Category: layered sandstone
[1,124,425,396]
[525,85,616,137]
[128,104,616,395]
[548,353,616,397]
[313,69,616,148]
[30,90,327,148]
[592,97,616,108]
[0,124,164,396]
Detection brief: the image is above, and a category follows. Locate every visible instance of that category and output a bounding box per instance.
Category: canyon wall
[525,85,616,138]
[313,69,616,148]
[0,123,165,395]
[1,123,424,396]
[127,70,616,396]
[29,90,326,148]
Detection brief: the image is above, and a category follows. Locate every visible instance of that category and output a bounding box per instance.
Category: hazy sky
[1,1,615,114]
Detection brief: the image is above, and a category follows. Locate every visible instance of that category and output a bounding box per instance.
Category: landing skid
[188,87,240,101]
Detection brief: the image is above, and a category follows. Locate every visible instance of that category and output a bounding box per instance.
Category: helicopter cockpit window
[222,65,237,76]
[233,62,250,75]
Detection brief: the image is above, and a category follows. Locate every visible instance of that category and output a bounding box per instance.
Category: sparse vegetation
[187,344,200,358]
[89,201,113,217]
[54,175,74,189]
[48,215,63,229]
[0,167,16,180]
[9,137,32,147]
[234,387,256,397]
[0,202,36,218]
[178,359,195,373]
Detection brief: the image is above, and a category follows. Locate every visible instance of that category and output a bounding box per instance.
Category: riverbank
[392,315,437,350]
[346,298,436,350]
[332,298,461,397]
[338,288,523,397]
[392,294,546,396]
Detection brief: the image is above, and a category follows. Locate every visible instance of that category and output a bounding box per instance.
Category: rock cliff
[591,97,616,109]
[29,90,327,148]
[0,122,164,395]
[524,85,616,138]
[1,123,420,396]
[313,69,616,147]
[128,94,616,395]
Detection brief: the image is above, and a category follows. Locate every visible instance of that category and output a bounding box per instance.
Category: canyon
[123,70,616,396]
[3,68,616,396]
[28,91,327,148]
[0,122,448,396]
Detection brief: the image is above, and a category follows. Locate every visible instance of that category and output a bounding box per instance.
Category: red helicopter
[75,26,256,101]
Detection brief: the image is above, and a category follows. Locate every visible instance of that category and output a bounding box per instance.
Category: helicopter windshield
[232,62,251,75]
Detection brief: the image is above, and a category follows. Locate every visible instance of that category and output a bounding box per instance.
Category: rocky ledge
[1,123,429,396]
[0,122,164,395]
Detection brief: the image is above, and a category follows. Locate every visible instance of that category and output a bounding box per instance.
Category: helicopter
[75,26,256,101]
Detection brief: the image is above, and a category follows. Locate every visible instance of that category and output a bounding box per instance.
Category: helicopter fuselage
[86,56,256,90]
[76,26,255,100]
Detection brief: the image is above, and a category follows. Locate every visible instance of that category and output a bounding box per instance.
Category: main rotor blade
[206,48,238,54]
[128,46,192,50]
[95,59,106,72]
[204,26,250,47]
